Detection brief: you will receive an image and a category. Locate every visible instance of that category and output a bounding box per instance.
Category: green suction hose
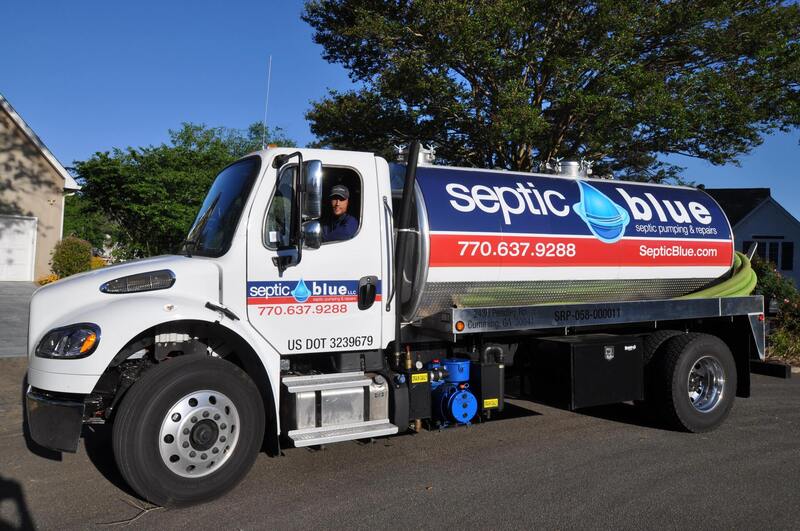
[676,251,758,299]
[459,251,757,308]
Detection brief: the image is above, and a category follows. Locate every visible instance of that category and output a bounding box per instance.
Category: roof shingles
[705,188,771,226]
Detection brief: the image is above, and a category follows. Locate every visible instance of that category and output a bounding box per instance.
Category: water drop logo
[291,279,311,303]
[573,181,630,243]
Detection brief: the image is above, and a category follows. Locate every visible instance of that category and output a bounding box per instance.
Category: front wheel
[112,355,265,506]
[653,333,737,433]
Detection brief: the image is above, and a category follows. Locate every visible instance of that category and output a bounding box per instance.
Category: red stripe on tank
[428,233,734,268]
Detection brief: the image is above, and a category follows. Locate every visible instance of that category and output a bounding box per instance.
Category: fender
[26,293,282,435]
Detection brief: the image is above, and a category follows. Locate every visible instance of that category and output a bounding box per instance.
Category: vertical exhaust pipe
[393,141,421,362]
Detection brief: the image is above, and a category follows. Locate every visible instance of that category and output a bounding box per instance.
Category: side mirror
[303,160,323,220]
[302,220,322,249]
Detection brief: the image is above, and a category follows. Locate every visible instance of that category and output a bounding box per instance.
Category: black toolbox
[529,334,643,410]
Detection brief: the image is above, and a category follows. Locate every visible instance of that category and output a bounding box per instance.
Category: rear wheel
[112,355,265,506]
[652,333,736,432]
[636,330,683,411]
[643,329,684,365]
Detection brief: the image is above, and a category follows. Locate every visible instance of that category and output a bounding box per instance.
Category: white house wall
[733,198,800,286]
[0,104,70,279]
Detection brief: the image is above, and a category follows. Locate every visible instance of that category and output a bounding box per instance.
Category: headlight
[35,324,101,359]
[100,269,175,294]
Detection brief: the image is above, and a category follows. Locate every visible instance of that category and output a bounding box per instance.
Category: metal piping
[400,185,431,322]
[394,141,421,360]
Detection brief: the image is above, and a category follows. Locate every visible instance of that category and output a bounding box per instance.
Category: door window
[320,167,362,244]
[264,165,363,249]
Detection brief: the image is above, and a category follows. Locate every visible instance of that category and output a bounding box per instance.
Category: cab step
[283,372,373,393]
[281,371,395,447]
[288,419,398,447]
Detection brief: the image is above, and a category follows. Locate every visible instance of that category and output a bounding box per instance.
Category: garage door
[0,215,37,281]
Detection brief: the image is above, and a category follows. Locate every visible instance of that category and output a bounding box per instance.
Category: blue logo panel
[247,280,381,304]
[414,166,731,241]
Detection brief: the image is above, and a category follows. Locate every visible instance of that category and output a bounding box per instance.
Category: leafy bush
[36,274,60,286]
[769,327,800,366]
[752,257,800,364]
[90,256,107,269]
[752,257,798,310]
[50,236,92,278]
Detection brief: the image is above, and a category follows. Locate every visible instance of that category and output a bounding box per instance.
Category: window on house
[744,238,794,271]
[781,242,794,271]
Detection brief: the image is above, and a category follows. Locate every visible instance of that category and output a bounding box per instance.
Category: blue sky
[3,0,798,218]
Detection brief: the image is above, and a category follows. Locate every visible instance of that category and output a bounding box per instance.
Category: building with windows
[706,188,799,286]
[0,94,80,281]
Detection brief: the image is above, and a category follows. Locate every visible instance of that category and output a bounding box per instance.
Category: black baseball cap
[330,185,350,200]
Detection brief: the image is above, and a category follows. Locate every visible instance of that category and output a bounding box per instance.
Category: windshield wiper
[182,195,221,258]
[181,238,198,257]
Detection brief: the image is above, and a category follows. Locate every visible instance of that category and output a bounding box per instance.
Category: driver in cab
[322,185,358,242]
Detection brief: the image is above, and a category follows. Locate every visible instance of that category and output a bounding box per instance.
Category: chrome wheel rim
[158,390,241,478]
[687,356,725,413]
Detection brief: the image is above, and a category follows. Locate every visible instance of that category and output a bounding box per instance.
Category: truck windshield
[183,156,261,257]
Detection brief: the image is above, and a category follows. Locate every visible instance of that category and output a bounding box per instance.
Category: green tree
[303,0,799,181]
[63,193,119,250]
[73,123,293,258]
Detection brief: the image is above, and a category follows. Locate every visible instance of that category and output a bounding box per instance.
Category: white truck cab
[25,145,765,506]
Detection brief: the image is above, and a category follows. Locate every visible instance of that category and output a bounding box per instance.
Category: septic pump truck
[25,142,765,506]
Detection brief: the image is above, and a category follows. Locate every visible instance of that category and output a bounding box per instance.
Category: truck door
[245,151,384,355]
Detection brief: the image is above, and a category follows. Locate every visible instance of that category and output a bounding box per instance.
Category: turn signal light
[100,269,175,294]
[79,332,97,353]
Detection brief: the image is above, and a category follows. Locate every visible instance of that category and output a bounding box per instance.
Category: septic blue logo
[291,279,311,303]
[573,181,630,243]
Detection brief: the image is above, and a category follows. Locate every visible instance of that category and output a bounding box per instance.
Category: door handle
[358,275,378,310]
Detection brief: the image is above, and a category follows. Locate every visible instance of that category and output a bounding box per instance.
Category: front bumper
[25,387,85,453]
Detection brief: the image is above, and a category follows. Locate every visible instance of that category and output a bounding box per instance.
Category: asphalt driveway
[0,282,36,358]
[1,355,798,530]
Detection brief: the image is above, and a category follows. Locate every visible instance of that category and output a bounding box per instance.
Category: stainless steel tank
[392,165,734,322]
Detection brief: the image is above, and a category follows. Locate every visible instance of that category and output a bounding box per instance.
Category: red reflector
[758,313,765,322]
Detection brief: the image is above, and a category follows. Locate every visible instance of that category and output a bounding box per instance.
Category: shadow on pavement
[505,366,664,430]
[82,425,141,500]
[490,401,542,421]
[515,390,667,430]
[0,475,36,530]
[575,401,664,430]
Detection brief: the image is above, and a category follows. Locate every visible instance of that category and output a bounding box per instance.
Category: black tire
[643,329,684,365]
[635,330,684,411]
[112,355,265,506]
[652,333,737,433]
